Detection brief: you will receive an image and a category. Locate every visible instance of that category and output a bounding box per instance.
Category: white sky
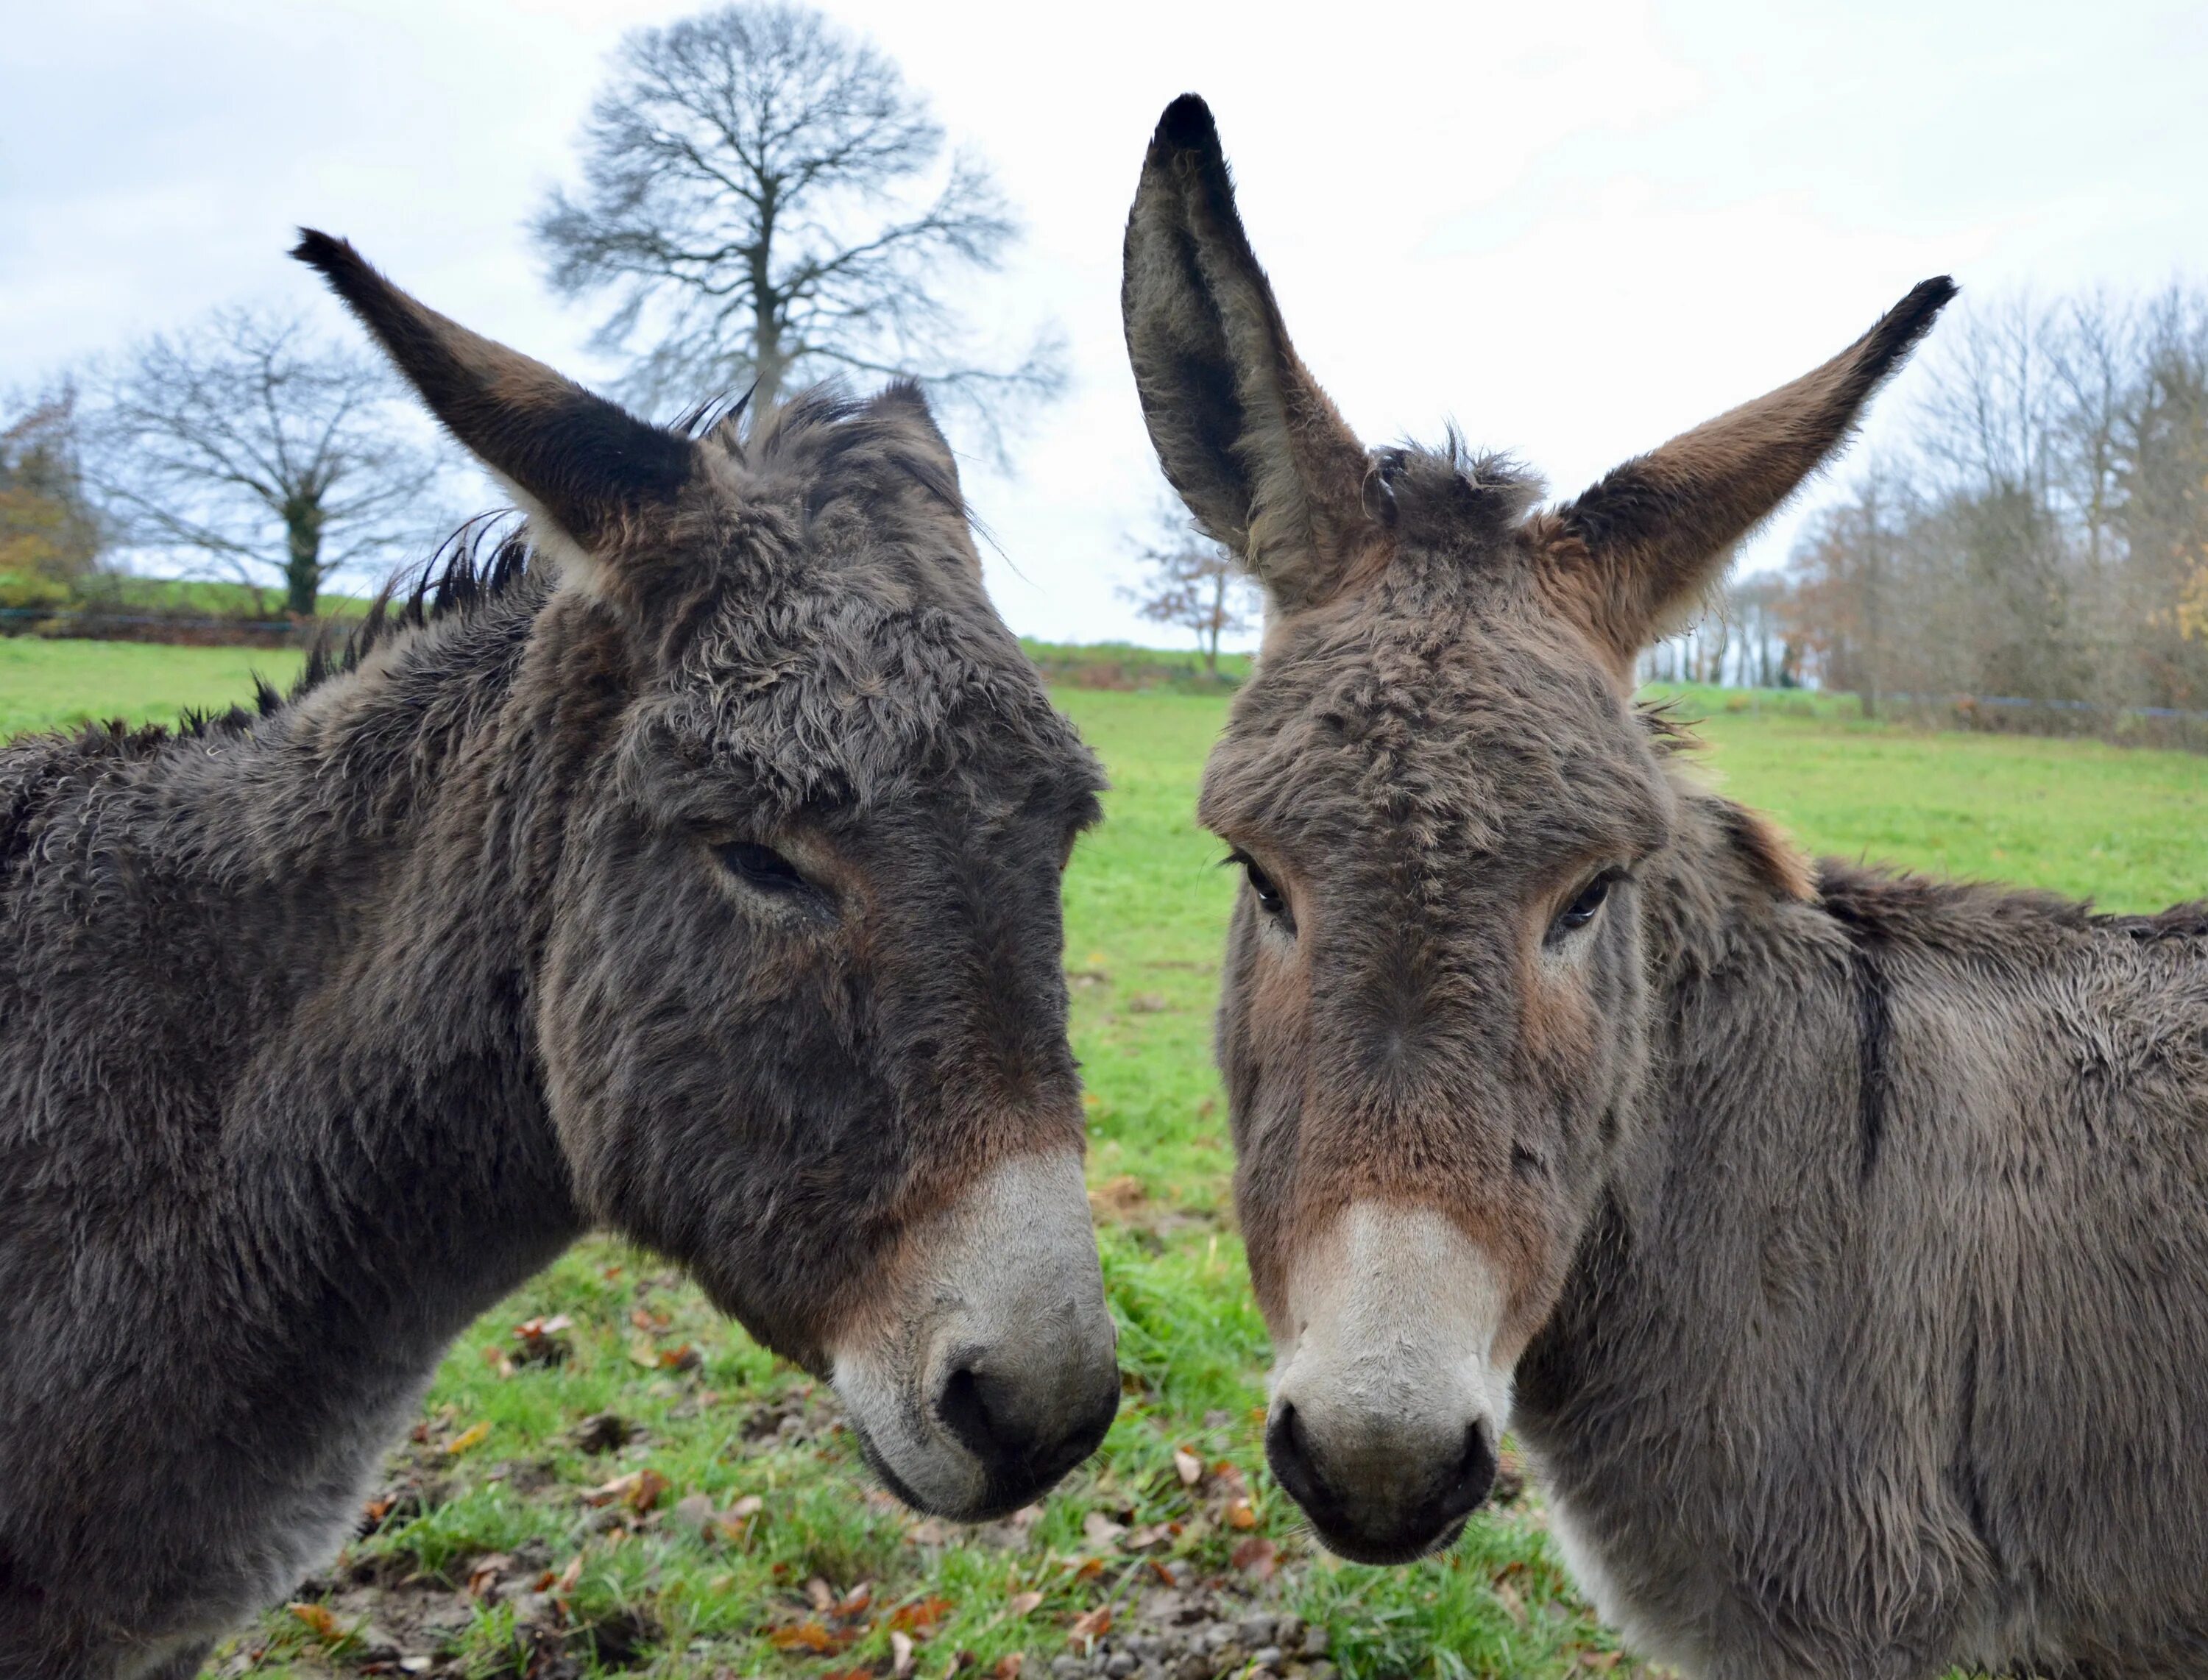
[6,0,2206,646]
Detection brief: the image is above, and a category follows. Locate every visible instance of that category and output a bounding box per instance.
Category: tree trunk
[283,497,325,620]
[750,197,785,412]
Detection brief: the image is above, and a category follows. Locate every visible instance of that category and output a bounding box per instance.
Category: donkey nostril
[934,1355,1116,1505]
[1435,1421,1499,1523]
[1264,1403,1338,1523]
[935,1362,1003,1463]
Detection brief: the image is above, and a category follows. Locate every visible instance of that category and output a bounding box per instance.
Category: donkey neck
[1,579,617,1403]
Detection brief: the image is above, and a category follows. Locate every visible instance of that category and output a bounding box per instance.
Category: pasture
[6,638,2204,1679]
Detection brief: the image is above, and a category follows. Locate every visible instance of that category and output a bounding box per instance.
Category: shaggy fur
[0,244,1109,1678]
[1126,95,2208,1677]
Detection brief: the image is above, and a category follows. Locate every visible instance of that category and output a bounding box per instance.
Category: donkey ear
[291,230,698,560]
[1122,96,1379,614]
[1541,277,1956,663]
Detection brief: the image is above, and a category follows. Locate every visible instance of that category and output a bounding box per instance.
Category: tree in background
[533,1,1061,459]
[0,388,103,597]
[1122,509,1258,676]
[84,309,450,618]
[1724,283,2208,728]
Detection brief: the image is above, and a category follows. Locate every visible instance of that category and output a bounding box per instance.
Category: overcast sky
[6,0,2206,645]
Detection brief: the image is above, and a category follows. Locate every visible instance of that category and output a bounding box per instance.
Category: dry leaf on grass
[1172,1447,1203,1486]
[1231,1536,1278,1578]
[1081,1510,1127,1545]
[889,1594,953,1634]
[1006,1589,1044,1617]
[1223,1498,1259,1530]
[1068,1605,1113,1642]
[286,1601,347,1642]
[443,1421,490,1456]
[510,1314,573,1367]
[768,1620,854,1654]
[891,1629,916,1677]
[673,1492,717,1535]
[581,1467,668,1511]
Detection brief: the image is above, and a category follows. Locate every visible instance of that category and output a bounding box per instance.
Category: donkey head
[1122,98,1950,1563]
[297,234,1118,1520]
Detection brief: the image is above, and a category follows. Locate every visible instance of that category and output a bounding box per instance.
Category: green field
[4,644,2204,1678]
[0,637,306,739]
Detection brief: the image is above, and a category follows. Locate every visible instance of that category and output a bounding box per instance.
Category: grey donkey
[1122,94,2208,1679]
[0,235,1120,1679]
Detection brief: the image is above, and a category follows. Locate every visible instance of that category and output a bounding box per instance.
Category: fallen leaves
[510,1314,573,1367]
[1080,1510,1127,1547]
[442,1421,491,1456]
[1087,1174,1148,1224]
[286,1601,347,1643]
[581,1467,668,1512]
[1172,1446,1203,1486]
[671,1489,764,1545]
[768,1619,855,1654]
[888,1595,953,1635]
[1230,1535,1279,1579]
[1067,1604,1113,1647]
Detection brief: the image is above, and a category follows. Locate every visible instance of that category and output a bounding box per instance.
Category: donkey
[0,235,1122,1679]
[1123,95,2208,1679]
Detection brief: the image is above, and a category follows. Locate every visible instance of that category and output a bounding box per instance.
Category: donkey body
[1122,96,2208,1679]
[1520,860,2208,1679]
[0,240,1118,1679]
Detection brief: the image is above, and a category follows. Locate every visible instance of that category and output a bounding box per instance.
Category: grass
[0,637,305,739]
[1651,681,2208,911]
[2,645,2202,1678]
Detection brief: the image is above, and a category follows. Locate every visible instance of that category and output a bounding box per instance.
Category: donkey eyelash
[1225,849,1294,929]
[1546,868,1628,945]
[716,840,833,915]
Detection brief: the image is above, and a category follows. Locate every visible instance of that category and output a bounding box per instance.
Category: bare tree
[532,1,1061,458]
[1121,508,1257,675]
[83,308,450,618]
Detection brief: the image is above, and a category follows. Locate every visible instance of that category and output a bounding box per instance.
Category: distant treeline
[1642,284,2208,748]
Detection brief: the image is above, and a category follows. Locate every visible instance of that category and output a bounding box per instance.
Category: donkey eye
[1231,851,1292,926]
[1549,871,1620,943]
[718,841,810,894]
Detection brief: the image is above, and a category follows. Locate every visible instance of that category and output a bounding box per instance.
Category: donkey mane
[1370,432,1543,542]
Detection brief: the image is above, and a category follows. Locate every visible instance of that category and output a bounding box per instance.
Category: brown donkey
[0,237,1119,1679]
[1125,96,2208,1679]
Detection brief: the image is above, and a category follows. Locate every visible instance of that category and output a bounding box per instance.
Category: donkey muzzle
[1264,1200,1517,1563]
[829,1149,1119,1520]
